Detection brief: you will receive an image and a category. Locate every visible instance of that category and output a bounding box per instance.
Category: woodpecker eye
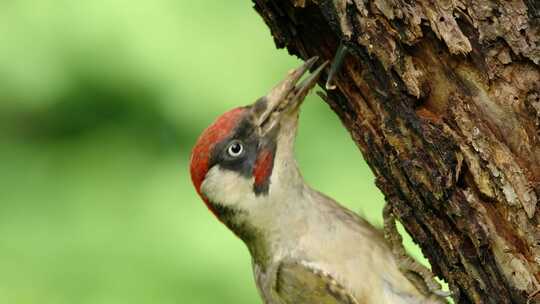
[226,140,244,158]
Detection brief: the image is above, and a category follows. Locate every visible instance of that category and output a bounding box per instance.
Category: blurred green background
[0,1,426,303]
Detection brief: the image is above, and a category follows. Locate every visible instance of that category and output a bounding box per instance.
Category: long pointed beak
[251,57,329,134]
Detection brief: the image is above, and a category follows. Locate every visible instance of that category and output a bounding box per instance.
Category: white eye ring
[227,141,244,158]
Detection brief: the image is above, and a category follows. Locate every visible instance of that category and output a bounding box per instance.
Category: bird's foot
[383,204,452,300]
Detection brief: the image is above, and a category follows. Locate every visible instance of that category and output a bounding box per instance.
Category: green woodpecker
[190,57,447,304]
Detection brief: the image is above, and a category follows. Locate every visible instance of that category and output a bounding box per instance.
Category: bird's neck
[206,199,273,270]
[217,162,309,271]
[203,151,309,270]
[247,163,312,268]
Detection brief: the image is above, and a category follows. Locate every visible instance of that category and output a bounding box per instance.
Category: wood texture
[252,1,540,303]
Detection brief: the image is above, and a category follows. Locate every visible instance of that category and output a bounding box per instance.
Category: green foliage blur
[0,1,425,303]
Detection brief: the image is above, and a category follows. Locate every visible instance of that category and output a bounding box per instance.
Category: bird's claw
[433,289,452,297]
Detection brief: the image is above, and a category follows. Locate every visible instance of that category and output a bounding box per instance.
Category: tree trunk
[252,1,540,303]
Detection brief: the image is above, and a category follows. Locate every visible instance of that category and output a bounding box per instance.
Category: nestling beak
[250,57,329,135]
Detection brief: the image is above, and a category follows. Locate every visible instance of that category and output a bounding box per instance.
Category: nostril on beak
[251,56,322,129]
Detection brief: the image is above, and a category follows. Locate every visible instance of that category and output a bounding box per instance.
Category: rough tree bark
[252,1,540,303]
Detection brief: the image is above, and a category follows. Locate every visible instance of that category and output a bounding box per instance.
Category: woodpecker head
[190,57,327,241]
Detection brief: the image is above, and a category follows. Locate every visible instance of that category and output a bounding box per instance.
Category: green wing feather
[274,261,360,304]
